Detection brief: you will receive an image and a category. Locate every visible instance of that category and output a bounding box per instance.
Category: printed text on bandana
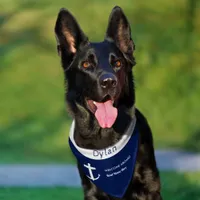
[104,155,131,177]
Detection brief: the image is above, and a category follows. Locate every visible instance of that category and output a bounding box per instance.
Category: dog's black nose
[100,73,117,89]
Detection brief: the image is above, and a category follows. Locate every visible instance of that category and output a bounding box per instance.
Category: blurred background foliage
[0,0,199,163]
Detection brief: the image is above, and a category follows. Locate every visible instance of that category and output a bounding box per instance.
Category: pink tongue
[95,100,118,128]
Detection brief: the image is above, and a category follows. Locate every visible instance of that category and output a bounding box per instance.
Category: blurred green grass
[0,172,200,200]
[0,0,200,163]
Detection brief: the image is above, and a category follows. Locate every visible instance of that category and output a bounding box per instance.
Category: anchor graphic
[83,163,100,181]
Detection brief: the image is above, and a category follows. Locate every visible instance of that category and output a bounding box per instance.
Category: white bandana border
[69,117,136,160]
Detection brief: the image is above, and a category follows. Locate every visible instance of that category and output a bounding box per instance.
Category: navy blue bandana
[69,117,139,198]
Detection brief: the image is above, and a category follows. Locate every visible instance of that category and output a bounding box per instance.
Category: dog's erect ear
[55,9,88,67]
[105,6,135,64]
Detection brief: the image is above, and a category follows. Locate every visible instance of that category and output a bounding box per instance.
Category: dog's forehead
[89,41,120,59]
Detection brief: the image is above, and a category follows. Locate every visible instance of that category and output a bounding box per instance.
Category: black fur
[55,6,163,200]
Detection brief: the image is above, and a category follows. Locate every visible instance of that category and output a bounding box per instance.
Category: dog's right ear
[55,9,88,69]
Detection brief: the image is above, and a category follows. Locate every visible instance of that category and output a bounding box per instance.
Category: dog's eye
[114,60,122,68]
[82,61,90,68]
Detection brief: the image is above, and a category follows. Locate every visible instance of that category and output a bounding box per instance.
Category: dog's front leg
[149,192,163,200]
[83,187,111,200]
[82,182,111,200]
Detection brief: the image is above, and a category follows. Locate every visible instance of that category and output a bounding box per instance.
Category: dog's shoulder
[135,108,154,147]
[135,108,151,132]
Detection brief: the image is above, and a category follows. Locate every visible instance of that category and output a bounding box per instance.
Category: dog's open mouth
[87,96,118,128]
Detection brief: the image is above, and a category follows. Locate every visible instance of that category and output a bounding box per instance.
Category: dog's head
[55,6,136,129]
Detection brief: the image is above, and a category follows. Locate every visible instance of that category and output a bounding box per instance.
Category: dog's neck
[73,105,135,149]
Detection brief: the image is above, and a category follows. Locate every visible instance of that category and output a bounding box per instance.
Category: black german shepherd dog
[55,6,163,200]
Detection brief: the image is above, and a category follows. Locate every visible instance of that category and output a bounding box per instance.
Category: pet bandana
[69,117,139,198]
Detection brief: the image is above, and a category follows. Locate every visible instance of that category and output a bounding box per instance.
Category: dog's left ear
[105,6,135,65]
